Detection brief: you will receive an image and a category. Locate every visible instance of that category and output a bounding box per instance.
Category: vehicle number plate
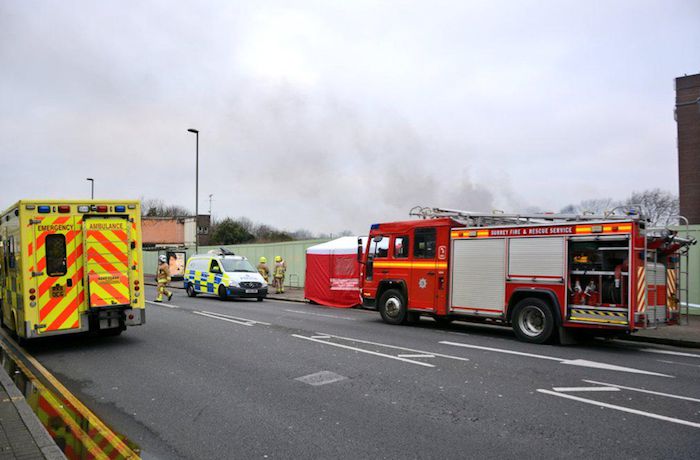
[50,284,65,298]
[245,289,258,293]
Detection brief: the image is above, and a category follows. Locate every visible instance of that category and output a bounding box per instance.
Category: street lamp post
[187,129,199,253]
[86,178,94,199]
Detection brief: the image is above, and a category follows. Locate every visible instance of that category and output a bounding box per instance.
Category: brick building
[676,73,700,224]
[142,215,210,248]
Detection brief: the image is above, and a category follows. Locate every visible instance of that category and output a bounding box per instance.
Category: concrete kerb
[614,335,700,349]
[144,279,310,304]
[0,365,66,460]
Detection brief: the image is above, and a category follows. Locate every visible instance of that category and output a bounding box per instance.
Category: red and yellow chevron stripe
[32,216,83,332]
[636,265,646,312]
[666,268,678,311]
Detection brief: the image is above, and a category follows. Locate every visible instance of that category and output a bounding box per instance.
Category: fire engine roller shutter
[508,237,565,278]
[450,239,506,311]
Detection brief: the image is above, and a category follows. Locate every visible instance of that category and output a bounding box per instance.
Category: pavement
[0,357,65,460]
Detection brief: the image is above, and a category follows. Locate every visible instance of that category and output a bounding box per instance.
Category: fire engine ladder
[674,216,693,325]
[648,216,696,326]
[409,206,641,227]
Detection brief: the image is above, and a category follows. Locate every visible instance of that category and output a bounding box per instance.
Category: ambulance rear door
[33,215,80,333]
[83,217,131,308]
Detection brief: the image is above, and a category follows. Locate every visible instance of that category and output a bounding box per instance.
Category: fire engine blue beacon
[370,223,380,230]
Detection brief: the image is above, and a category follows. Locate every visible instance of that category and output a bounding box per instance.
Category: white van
[183,250,268,301]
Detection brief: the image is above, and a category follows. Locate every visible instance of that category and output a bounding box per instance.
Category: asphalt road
[24,287,700,459]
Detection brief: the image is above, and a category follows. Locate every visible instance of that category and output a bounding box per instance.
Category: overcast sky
[1,1,699,234]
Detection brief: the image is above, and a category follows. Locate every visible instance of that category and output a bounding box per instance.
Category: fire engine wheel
[378,289,408,325]
[218,285,228,301]
[512,298,554,344]
[186,283,197,297]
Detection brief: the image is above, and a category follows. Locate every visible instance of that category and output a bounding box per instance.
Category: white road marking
[146,301,179,309]
[326,334,470,362]
[560,359,672,377]
[551,386,620,393]
[440,341,673,377]
[537,389,700,429]
[583,379,700,403]
[397,354,436,359]
[193,311,254,326]
[284,309,357,321]
[439,341,563,361]
[295,371,347,386]
[657,359,700,368]
[640,348,700,359]
[311,335,331,339]
[292,334,435,368]
[200,310,271,326]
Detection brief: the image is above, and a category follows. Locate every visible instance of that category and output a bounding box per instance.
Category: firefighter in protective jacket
[257,256,270,283]
[273,256,286,294]
[155,254,173,302]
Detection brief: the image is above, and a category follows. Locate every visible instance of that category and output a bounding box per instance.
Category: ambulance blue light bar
[115,205,126,212]
[38,206,51,213]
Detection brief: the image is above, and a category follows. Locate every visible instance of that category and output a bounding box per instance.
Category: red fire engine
[359,207,695,343]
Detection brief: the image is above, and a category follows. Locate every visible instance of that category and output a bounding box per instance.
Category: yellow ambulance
[0,200,145,342]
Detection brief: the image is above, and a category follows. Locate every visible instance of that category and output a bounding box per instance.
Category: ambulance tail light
[58,205,70,213]
[78,206,90,213]
[29,288,36,294]
[38,206,50,213]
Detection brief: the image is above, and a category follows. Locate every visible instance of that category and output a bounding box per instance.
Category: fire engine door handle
[380,270,389,274]
[427,272,435,275]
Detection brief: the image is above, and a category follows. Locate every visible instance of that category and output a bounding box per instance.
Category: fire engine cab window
[46,234,67,277]
[414,228,436,258]
[369,236,389,258]
[394,236,409,258]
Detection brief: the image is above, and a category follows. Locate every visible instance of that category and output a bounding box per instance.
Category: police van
[184,249,268,301]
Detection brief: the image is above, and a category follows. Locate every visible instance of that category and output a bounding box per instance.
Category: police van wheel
[186,284,197,297]
[257,297,264,302]
[512,298,554,344]
[218,285,228,301]
[378,289,408,325]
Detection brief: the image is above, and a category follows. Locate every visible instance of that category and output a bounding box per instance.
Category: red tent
[304,237,366,308]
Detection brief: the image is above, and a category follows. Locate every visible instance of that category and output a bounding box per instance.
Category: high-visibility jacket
[274,261,286,279]
[157,262,171,283]
[257,263,270,279]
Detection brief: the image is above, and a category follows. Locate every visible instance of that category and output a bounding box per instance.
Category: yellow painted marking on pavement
[0,328,139,459]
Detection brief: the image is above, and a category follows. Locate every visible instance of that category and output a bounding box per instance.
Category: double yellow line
[0,329,139,459]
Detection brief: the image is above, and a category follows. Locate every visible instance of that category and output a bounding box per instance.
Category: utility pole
[187,128,199,253]
[208,194,213,215]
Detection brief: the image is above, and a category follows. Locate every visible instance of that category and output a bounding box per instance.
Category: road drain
[0,344,140,459]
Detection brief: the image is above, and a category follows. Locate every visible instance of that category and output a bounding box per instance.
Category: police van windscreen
[221,258,257,273]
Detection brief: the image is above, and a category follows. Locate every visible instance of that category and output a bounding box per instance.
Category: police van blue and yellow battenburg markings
[0,200,145,340]
[186,266,228,294]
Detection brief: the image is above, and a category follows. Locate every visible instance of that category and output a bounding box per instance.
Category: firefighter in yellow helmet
[273,255,286,294]
[257,256,270,283]
[155,254,173,302]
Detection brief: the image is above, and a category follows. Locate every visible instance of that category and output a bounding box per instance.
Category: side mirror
[357,238,364,264]
[373,235,383,243]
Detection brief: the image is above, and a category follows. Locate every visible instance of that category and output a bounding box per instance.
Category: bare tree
[624,189,679,226]
[560,198,619,216]
[141,198,191,217]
